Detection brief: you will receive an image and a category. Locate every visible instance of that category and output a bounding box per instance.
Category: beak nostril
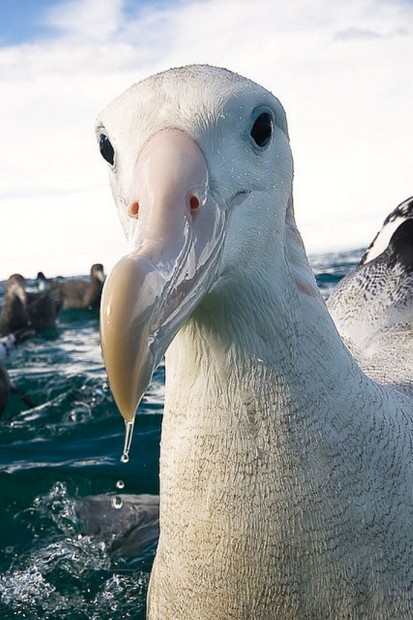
[128,201,139,218]
[189,195,200,211]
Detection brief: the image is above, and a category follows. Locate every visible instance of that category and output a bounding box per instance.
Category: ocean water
[0,249,361,619]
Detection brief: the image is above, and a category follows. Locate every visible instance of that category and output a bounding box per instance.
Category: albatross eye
[250,112,273,148]
[99,134,115,165]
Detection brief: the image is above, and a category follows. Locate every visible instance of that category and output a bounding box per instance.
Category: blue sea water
[0,249,360,619]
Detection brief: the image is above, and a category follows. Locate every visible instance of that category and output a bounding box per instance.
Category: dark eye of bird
[99,134,115,165]
[250,112,273,148]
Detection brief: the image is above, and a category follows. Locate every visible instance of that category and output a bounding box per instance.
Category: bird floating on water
[97,65,413,619]
[56,263,105,311]
[0,330,36,414]
[328,195,413,386]
[0,274,58,336]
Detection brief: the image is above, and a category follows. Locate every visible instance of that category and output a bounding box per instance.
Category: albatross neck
[164,246,366,434]
[150,234,383,619]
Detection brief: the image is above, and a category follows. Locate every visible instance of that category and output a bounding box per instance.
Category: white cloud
[0,0,412,279]
[44,0,124,41]
[334,27,405,40]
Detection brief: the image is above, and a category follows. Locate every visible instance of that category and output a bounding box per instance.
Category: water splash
[111,496,123,510]
[121,419,135,463]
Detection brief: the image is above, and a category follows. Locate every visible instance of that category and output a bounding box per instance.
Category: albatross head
[96,65,294,423]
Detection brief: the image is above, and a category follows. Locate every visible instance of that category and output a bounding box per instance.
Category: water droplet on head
[116,480,125,490]
[111,496,123,510]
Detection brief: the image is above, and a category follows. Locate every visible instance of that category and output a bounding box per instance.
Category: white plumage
[97,65,413,619]
[0,334,17,364]
[328,196,413,385]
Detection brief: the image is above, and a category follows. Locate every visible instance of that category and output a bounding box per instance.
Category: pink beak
[100,129,225,424]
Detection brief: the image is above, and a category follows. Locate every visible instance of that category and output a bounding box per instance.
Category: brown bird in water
[57,263,105,310]
[0,273,58,336]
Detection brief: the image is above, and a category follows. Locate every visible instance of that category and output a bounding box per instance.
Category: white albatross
[328,195,413,386]
[96,65,413,619]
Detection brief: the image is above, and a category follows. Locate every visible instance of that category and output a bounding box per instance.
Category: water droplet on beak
[120,419,135,463]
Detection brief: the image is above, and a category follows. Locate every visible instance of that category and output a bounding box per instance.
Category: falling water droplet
[111,496,123,510]
[116,480,125,490]
[121,419,135,464]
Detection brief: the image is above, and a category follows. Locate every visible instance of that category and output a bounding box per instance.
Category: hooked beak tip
[100,256,156,423]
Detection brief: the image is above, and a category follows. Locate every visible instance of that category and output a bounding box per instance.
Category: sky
[0,0,412,279]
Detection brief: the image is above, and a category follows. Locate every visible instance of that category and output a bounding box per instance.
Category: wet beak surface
[100,129,225,422]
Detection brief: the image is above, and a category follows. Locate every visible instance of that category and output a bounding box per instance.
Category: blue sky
[0,0,58,44]
[0,0,412,279]
[0,0,172,45]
